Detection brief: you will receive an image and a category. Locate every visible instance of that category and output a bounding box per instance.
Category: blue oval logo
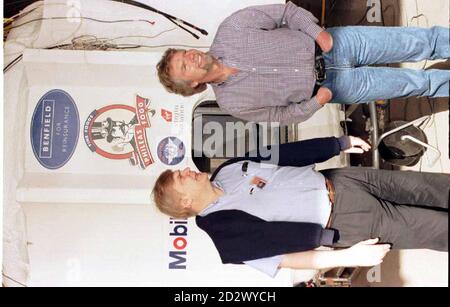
[30,89,80,169]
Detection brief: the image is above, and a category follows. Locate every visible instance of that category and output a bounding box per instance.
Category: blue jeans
[321,26,450,103]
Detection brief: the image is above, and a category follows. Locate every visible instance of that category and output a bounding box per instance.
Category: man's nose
[185,50,197,63]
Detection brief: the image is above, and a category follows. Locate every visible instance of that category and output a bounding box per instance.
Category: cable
[105,28,177,41]
[4,8,166,56]
[3,54,23,73]
[405,0,429,69]
[53,32,210,51]
[110,0,208,39]
[5,28,207,63]
[404,1,442,171]
[5,4,84,58]
[113,43,210,49]
[5,16,155,31]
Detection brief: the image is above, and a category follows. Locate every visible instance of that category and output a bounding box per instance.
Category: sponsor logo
[30,89,79,169]
[161,109,173,122]
[168,218,188,270]
[83,95,155,169]
[157,137,185,166]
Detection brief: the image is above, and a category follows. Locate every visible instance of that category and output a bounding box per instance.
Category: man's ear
[181,197,193,209]
[189,81,199,88]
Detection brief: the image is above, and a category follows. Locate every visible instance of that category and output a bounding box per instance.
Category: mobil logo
[168,218,188,270]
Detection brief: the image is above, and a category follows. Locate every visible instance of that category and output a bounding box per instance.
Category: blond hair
[152,169,196,219]
[156,48,208,97]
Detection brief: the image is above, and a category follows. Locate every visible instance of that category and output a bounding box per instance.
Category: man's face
[171,167,210,198]
[169,49,214,86]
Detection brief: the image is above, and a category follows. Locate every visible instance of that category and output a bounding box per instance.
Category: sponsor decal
[83,95,155,169]
[157,136,185,166]
[30,89,79,169]
[161,109,173,122]
[173,104,185,123]
[168,218,188,270]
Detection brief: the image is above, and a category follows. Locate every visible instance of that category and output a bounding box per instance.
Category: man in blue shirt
[152,136,449,277]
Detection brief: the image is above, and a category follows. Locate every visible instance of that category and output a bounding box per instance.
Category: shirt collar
[198,181,224,216]
[207,50,246,87]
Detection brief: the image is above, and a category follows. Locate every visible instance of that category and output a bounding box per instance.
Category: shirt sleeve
[222,1,324,40]
[227,96,323,126]
[244,255,283,278]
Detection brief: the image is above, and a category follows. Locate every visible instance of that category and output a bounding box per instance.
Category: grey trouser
[321,168,449,251]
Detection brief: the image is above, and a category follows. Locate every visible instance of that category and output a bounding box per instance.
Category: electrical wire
[3,54,23,73]
[5,16,155,31]
[110,0,208,39]
[51,33,209,51]
[403,0,442,171]
[113,43,210,49]
[105,28,178,41]
[4,9,175,57]
[406,0,429,69]
[4,3,85,58]
[5,26,206,67]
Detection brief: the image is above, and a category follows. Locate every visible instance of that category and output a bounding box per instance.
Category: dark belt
[314,43,326,91]
[324,176,335,228]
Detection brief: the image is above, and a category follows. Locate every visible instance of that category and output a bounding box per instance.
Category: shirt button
[252,68,256,71]
[273,69,277,72]
[295,69,299,72]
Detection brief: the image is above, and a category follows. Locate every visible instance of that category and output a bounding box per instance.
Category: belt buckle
[325,178,335,205]
[325,178,335,228]
[315,56,326,83]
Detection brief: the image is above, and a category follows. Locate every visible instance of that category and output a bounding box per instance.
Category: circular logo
[82,95,156,169]
[30,89,80,169]
[83,104,139,159]
[157,137,185,165]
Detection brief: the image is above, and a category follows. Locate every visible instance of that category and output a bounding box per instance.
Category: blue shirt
[199,161,332,277]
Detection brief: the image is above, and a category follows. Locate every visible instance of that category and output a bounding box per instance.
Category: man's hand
[316,86,333,106]
[342,238,391,267]
[316,30,333,53]
[279,238,390,270]
[343,136,371,154]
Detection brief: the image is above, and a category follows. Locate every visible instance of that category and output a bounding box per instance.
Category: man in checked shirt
[156,2,450,125]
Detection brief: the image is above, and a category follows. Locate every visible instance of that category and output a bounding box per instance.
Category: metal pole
[369,101,380,169]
